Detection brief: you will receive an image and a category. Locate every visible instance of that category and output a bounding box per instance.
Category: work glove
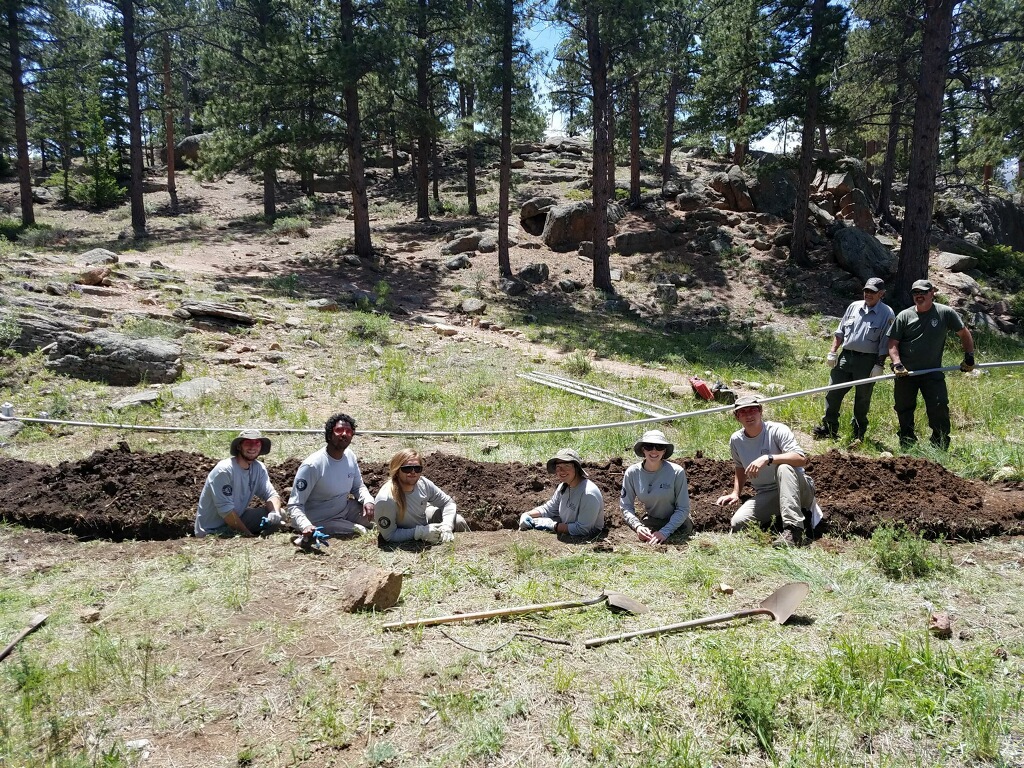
[518,512,536,531]
[414,524,443,544]
[960,353,975,373]
[311,527,330,548]
[826,352,838,368]
[351,523,368,536]
[259,510,283,531]
[870,364,884,378]
[439,527,455,543]
[892,362,909,377]
[532,517,557,532]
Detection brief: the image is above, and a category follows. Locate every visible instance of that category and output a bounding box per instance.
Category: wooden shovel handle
[584,607,771,648]
[0,614,48,663]
[383,595,606,630]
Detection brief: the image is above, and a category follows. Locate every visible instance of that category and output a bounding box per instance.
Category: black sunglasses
[641,443,665,451]
[399,465,423,474]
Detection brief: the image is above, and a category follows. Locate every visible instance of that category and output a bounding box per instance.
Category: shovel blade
[604,591,649,615]
[760,582,809,624]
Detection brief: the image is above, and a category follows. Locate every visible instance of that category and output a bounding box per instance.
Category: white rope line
[2,360,1022,437]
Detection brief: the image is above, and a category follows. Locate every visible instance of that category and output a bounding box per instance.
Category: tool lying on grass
[382,591,648,631]
[584,582,809,648]
[0,613,48,663]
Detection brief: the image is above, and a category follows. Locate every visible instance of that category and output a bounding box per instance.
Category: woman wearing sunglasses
[374,449,469,544]
[620,429,693,546]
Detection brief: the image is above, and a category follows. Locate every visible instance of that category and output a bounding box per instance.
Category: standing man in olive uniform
[814,277,895,443]
[887,279,975,450]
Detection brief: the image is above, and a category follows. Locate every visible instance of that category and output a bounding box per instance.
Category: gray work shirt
[834,300,896,356]
[729,421,807,494]
[619,461,691,536]
[195,457,279,537]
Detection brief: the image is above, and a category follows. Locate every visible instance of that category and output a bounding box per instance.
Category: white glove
[826,352,838,368]
[870,364,884,378]
[439,527,455,543]
[414,524,443,544]
[533,517,557,532]
[264,510,282,526]
[351,523,368,536]
[518,512,536,531]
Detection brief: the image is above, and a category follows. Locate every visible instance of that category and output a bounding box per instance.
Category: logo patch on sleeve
[221,484,233,496]
[295,479,308,491]
[378,516,391,529]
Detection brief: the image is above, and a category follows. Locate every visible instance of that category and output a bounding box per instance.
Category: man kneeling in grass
[194,429,283,538]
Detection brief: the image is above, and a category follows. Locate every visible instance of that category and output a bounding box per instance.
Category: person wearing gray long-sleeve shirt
[374,449,469,544]
[195,429,282,538]
[287,413,375,541]
[519,448,604,537]
[814,277,895,442]
[620,429,692,545]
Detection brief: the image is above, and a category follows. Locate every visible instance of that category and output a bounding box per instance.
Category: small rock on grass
[339,567,403,612]
[928,612,952,638]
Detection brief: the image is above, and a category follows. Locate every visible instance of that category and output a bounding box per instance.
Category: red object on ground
[689,376,713,401]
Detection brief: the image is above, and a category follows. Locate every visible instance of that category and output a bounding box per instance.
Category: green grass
[867,524,953,580]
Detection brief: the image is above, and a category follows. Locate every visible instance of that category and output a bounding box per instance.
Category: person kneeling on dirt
[194,429,283,538]
[620,429,693,546]
[715,397,820,548]
[519,448,605,537]
[374,449,469,544]
[287,413,375,547]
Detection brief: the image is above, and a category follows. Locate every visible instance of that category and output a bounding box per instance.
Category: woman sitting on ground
[519,448,605,537]
[374,449,468,544]
[620,429,693,546]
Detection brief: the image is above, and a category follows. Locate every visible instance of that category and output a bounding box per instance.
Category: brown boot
[772,526,803,549]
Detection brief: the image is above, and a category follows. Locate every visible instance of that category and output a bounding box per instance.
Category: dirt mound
[1,446,1022,542]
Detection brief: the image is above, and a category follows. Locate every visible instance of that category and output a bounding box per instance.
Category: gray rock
[32,187,54,204]
[445,254,472,270]
[710,165,754,212]
[520,196,558,235]
[112,390,161,409]
[170,376,222,401]
[944,272,981,295]
[0,418,23,442]
[306,298,340,311]
[933,234,986,257]
[338,567,403,612]
[459,298,487,314]
[832,227,897,282]
[78,248,119,266]
[499,277,528,296]
[936,251,978,272]
[541,202,593,250]
[655,284,678,306]
[614,228,676,256]
[748,162,798,219]
[441,233,482,255]
[517,263,549,284]
[178,300,257,325]
[557,279,583,293]
[578,241,594,260]
[45,330,183,385]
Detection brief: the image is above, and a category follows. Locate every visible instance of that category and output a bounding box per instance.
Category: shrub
[270,216,310,236]
[562,350,592,377]
[868,524,951,580]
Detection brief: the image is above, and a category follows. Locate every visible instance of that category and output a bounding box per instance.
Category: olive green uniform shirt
[889,303,964,371]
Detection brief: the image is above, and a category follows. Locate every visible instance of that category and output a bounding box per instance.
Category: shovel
[382,591,648,631]
[584,582,809,648]
[0,613,48,663]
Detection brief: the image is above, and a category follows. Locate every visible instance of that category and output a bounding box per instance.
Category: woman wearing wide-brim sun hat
[620,429,693,546]
[518,448,605,537]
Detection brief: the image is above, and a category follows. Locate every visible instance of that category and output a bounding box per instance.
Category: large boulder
[832,226,898,282]
[541,202,594,250]
[710,165,754,212]
[170,133,212,168]
[935,251,978,272]
[748,162,798,219]
[45,330,183,385]
[520,196,557,235]
[310,176,351,194]
[613,228,676,256]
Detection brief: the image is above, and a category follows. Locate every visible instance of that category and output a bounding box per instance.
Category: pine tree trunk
[6,0,34,226]
[895,0,954,309]
[120,0,147,238]
[163,35,178,214]
[876,83,903,224]
[586,6,612,293]
[661,71,678,187]
[497,0,512,278]
[341,0,371,257]
[263,166,276,222]
[733,86,748,166]
[629,77,640,208]
[415,0,431,220]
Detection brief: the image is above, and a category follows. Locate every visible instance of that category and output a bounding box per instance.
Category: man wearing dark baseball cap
[887,278,975,449]
[814,277,895,444]
[194,429,283,537]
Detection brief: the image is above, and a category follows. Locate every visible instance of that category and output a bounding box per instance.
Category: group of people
[195,398,826,550]
[815,277,974,450]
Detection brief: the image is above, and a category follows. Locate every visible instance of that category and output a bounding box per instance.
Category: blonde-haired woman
[374,449,468,543]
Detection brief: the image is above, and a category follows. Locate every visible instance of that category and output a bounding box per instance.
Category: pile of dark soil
[1,445,1022,542]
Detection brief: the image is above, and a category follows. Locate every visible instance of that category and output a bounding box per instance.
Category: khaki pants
[426,506,470,531]
[312,498,376,535]
[639,515,693,539]
[730,465,815,532]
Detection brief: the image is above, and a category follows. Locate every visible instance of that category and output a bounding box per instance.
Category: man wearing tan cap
[887,279,975,449]
[194,429,283,538]
[814,277,895,443]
